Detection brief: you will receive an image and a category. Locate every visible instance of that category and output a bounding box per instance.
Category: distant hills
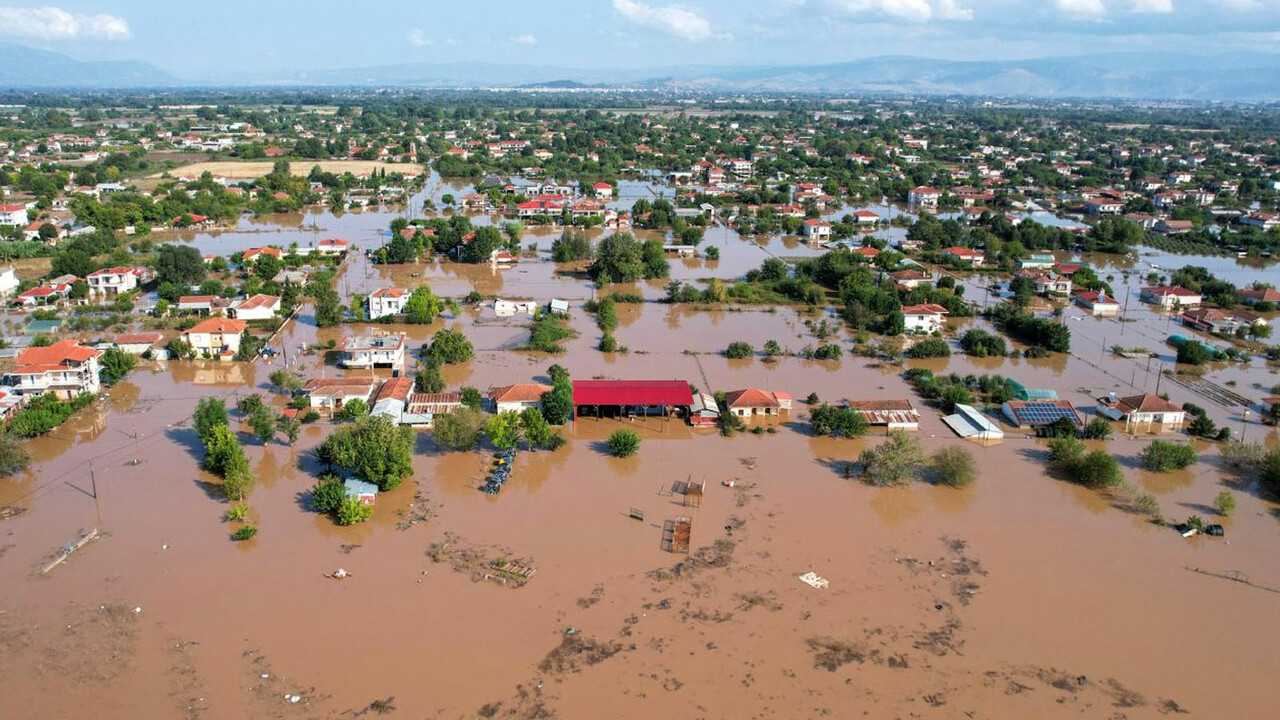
[1,43,1279,101]
[0,44,173,88]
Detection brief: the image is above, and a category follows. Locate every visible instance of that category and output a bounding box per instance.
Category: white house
[1074,290,1121,317]
[227,294,281,321]
[908,187,941,210]
[3,339,102,400]
[0,267,18,297]
[901,303,949,334]
[592,182,613,198]
[1098,393,1186,434]
[1140,286,1202,310]
[180,317,247,359]
[86,266,143,298]
[487,383,552,414]
[303,377,378,415]
[368,288,409,319]
[339,333,406,369]
[801,219,832,241]
[0,203,31,226]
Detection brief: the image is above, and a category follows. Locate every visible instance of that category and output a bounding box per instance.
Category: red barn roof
[573,380,692,407]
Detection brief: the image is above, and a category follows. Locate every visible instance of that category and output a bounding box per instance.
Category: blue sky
[1,0,1278,77]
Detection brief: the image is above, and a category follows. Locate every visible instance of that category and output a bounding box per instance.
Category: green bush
[336,496,373,525]
[231,525,258,541]
[959,329,1007,358]
[224,503,250,522]
[724,341,753,359]
[0,434,30,476]
[311,475,346,514]
[606,429,640,457]
[1141,440,1198,471]
[809,404,869,438]
[1214,490,1235,517]
[858,431,924,486]
[906,337,950,358]
[931,446,975,487]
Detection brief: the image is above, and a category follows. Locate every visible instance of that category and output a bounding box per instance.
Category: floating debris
[798,572,830,589]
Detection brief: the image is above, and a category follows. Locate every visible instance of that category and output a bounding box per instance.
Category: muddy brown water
[4,188,1280,718]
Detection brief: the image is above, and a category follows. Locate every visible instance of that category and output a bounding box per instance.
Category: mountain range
[2,43,1279,101]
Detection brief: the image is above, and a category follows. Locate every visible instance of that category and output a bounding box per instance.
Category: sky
[0,0,1278,79]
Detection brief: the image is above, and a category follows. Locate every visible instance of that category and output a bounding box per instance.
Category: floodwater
[4,174,1280,719]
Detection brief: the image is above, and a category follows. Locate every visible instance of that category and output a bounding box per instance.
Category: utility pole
[1120,286,1130,335]
[89,459,98,500]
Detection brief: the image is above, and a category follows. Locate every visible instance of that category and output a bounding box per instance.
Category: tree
[520,406,554,450]
[931,446,976,486]
[202,424,245,476]
[606,429,640,457]
[99,347,137,385]
[1188,414,1217,438]
[1079,417,1113,440]
[155,244,207,286]
[1176,341,1212,365]
[859,431,924,486]
[404,285,442,324]
[312,287,343,327]
[268,369,305,394]
[236,394,264,416]
[424,328,473,364]
[486,411,523,450]
[336,398,369,421]
[763,340,782,357]
[587,233,667,285]
[193,398,229,443]
[1141,440,1198,471]
[433,407,486,450]
[69,280,90,300]
[0,434,30,476]
[317,415,415,491]
[51,249,96,278]
[460,226,502,264]
[541,377,574,425]
[249,405,277,444]
[222,464,256,502]
[552,228,593,262]
[254,253,282,281]
[310,475,346,514]
[809,404,869,438]
[415,363,445,393]
[724,341,753,359]
[277,415,301,445]
[460,386,483,409]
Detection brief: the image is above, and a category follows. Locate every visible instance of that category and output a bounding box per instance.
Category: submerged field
[2,178,1279,719]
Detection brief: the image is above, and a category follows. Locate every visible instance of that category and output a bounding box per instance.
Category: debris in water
[798,572,830,589]
[330,568,349,579]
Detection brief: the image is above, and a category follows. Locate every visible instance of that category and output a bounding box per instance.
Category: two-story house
[368,288,409,320]
[339,333,406,369]
[3,339,102,400]
[180,317,247,358]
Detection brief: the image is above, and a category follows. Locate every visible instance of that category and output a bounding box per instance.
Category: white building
[908,187,941,210]
[86,266,142,298]
[368,288,409,320]
[801,219,832,241]
[227,294,281,321]
[487,384,552,414]
[0,267,18,297]
[180,317,247,359]
[339,334,406,369]
[0,203,31,226]
[901,303,949,334]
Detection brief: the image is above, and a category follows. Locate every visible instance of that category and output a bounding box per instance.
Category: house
[940,246,984,266]
[0,203,31,226]
[1001,400,1082,431]
[888,269,930,290]
[548,298,570,316]
[1074,290,1121,317]
[592,182,613,198]
[1018,270,1072,295]
[1179,308,1242,334]
[801,219,832,241]
[339,334,406,369]
[572,380,693,420]
[690,391,720,426]
[1241,286,1280,306]
[0,388,23,421]
[303,377,378,415]
[242,246,283,263]
[488,383,553,414]
[343,478,378,506]
[1016,253,1056,270]
[2,339,102,400]
[113,332,165,356]
[1084,197,1123,215]
[1156,219,1194,235]
[845,399,920,430]
[1141,286,1202,310]
[908,187,941,210]
[180,317,248,358]
[85,266,144,298]
[403,392,463,428]
[227,294,281,321]
[901,303,949,334]
[1239,212,1280,231]
[370,377,415,424]
[315,238,351,255]
[368,288,409,320]
[723,388,792,417]
[0,267,17,297]
[1097,393,1186,434]
[13,286,60,307]
[942,404,1004,441]
[853,210,881,225]
[177,295,229,315]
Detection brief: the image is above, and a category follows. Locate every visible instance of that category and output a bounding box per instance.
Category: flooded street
[3,185,1280,719]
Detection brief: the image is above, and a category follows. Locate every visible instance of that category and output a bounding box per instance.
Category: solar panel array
[1016,404,1077,425]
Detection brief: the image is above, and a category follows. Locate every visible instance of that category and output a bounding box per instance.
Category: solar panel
[1016,404,1076,425]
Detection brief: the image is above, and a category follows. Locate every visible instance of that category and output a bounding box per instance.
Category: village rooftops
[15,339,100,368]
[489,383,553,404]
[900,303,949,316]
[1141,285,1199,297]
[1114,394,1182,415]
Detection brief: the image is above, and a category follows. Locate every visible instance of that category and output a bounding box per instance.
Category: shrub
[99,347,137,385]
[809,404,869,438]
[224,503,250,522]
[522,311,575,353]
[1187,414,1217,438]
[1220,440,1265,471]
[1176,341,1212,365]
[424,328,474,364]
[606,429,640,457]
[725,341,753,359]
[0,434,30,476]
[805,392,819,405]
[858,431,924,486]
[231,525,258,541]
[1214,490,1235,517]
[598,333,618,352]
[1075,450,1124,488]
[1141,440,1198,472]
[959,329,1007,358]
[1134,492,1161,518]
[1079,417,1113,440]
[906,337,950,358]
[763,339,782,357]
[433,407,486,450]
[931,446,975,487]
[336,398,369,421]
[336,496,373,525]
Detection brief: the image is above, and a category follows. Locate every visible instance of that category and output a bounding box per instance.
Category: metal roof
[573,380,692,407]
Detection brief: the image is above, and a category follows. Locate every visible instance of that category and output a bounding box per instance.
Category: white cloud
[514,33,537,44]
[823,0,973,23]
[0,6,130,40]
[406,27,431,47]
[1052,0,1107,16]
[612,0,713,41]
[1127,0,1174,11]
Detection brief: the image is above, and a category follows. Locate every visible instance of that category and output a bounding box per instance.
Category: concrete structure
[304,377,378,415]
[901,303,949,334]
[801,219,832,241]
[1074,290,1121,317]
[908,187,940,210]
[339,333,406,369]
[113,332,165,356]
[1141,286,1202,310]
[1097,393,1186,434]
[85,266,144,298]
[0,267,18,297]
[724,389,792,417]
[487,384,553,414]
[227,294,281,321]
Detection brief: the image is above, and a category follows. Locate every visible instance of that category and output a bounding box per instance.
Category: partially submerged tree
[859,431,924,486]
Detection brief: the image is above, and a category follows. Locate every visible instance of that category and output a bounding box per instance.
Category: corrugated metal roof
[573,380,692,407]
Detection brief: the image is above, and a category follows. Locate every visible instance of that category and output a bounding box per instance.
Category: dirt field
[148,160,420,180]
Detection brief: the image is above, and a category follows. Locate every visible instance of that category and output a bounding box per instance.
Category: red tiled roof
[572,380,691,407]
[184,317,247,335]
[901,303,949,316]
[16,339,100,366]
[1115,394,1183,415]
[489,383,553,403]
[724,388,780,409]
